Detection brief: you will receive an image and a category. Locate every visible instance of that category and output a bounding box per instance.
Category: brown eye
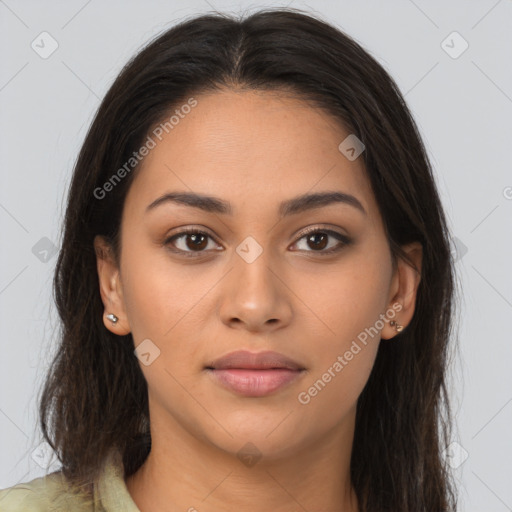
[164,229,220,256]
[306,232,329,250]
[164,226,351,259]
[183,232,208,251]
[292,228,352,255]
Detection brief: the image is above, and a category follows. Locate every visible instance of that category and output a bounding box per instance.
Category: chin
[204,416,307,459]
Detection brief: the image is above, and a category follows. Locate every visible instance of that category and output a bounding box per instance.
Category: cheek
[292,244,391,415]
[294,262,389,427]
[119,240,182,342]
[293,343,377,443]
[295,248,392,350]
[119,247,208,404]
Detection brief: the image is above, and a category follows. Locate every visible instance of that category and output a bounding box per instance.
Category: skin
[94,88,422,512]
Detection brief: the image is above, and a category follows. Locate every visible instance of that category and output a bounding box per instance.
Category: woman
[0,7,458,511]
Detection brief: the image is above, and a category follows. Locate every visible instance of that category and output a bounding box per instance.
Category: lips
[205,350,306,397]
[206,350,305,371]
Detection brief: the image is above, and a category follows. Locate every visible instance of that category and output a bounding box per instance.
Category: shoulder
[0,471,97,511]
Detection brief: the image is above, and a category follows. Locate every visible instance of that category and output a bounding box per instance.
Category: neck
[125,405,359,512]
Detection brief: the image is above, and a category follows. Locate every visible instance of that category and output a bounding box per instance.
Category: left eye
[292,228,350,255]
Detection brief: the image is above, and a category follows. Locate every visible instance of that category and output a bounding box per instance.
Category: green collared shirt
[0,449,140,511]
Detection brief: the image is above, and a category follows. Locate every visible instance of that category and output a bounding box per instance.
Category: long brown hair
[39,7,458,510]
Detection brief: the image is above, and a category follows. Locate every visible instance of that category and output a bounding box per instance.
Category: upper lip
[206,350,305,371]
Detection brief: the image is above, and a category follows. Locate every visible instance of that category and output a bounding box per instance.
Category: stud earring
[106,313,118,324]
[390,320,403,332]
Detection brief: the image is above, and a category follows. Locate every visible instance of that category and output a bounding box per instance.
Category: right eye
[164,228,223,257]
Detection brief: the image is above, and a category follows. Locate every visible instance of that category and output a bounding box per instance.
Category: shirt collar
[96,448,140,511]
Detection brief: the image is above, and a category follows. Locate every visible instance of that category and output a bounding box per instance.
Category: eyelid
[294,224,349,240]
[290,225,352,255]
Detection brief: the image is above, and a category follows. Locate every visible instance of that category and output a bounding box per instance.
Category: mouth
[204,350,306,397]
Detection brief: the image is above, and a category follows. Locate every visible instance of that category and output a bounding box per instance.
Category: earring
[390,320,403,332]
[106,313,118,324]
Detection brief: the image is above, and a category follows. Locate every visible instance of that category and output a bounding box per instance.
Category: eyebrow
[145,190,367,217]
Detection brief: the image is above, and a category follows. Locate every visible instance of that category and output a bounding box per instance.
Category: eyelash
[163,226,352,258]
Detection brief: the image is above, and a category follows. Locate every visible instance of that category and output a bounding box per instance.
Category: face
[95,89,421,462]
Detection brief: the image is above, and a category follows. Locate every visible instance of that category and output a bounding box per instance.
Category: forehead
[124,89,378,221]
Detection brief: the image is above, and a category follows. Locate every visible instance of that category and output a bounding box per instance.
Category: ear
[381,242,422,340]
[94,235,131,336]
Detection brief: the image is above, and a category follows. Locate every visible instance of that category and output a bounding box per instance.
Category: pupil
[188,233,207,250]
[309,233,327,250]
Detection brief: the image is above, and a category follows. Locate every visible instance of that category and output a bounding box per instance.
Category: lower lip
[206,368,304,397]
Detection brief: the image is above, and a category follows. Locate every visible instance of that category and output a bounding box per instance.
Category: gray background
[1,1,511,510]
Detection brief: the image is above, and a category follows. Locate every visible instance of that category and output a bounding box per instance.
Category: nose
[218,240,293,333]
